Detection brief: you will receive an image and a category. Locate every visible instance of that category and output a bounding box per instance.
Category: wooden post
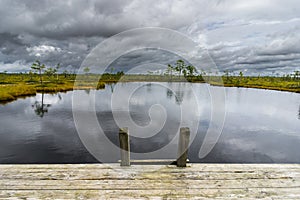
[119,127,130,166]
[177,127,190,167]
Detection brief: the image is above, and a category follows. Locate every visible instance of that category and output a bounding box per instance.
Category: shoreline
[0,81,105,104]
[210,83,300,93]
[1,81,299,104]
[0,74,299,103]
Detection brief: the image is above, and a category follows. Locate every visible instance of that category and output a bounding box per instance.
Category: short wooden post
[177,127,190,167]
[119,127,130,166]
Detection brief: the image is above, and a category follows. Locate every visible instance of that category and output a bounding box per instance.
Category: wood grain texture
[0,164,299,199]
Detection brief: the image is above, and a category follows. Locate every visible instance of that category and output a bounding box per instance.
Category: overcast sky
[0,0,299,75]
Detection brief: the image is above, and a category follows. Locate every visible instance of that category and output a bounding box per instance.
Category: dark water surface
[0,82,299,164]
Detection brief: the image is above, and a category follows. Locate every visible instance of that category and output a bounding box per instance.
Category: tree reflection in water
[108,83,116,93]
[32,92,61,117]
[166,88,173,99]
[165,82,186,105]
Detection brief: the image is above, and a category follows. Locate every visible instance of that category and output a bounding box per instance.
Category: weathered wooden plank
[1,170,299,181]
[0,169,299,181]
[0,188,299,199]
[1,165,300,180]
[0,164,299,199]
[1,163,299,170]
[2,168,300,175]
[0,178,299,190]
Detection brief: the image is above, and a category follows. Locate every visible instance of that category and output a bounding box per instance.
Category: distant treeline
[0,60,299,103]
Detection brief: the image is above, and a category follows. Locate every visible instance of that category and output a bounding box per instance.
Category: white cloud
[26,45,61,57]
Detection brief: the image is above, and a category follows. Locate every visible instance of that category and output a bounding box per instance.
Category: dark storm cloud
[0,0,299,75]
[106,48,188,73]
[206,27,300,75]
[0,0,126,38]
[257,32,300,56]
[0,0,201,39]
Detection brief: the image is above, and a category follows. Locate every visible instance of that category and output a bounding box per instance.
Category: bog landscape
[0,0,300,199]
[0,59,299,103]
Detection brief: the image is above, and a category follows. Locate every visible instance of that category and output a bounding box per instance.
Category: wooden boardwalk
[0,164,299,199]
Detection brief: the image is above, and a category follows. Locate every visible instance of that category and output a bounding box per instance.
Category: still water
[0,82,299,164]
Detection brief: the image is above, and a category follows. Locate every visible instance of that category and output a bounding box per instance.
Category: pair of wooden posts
[119,127,190,167]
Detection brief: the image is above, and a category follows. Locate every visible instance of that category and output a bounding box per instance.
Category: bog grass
[0,74,105,102]
[0,73,299,103]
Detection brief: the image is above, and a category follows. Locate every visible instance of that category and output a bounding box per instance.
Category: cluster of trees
[29,61,126,84]
[30,60,67,84]
[282,71,300,80]
[29,60,77,84]
[223,69,300,80]
[2,59,298,84]
[166,60,197,78]
[30,60,46,84]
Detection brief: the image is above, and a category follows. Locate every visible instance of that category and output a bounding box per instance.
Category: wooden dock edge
[0,163,299,199]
